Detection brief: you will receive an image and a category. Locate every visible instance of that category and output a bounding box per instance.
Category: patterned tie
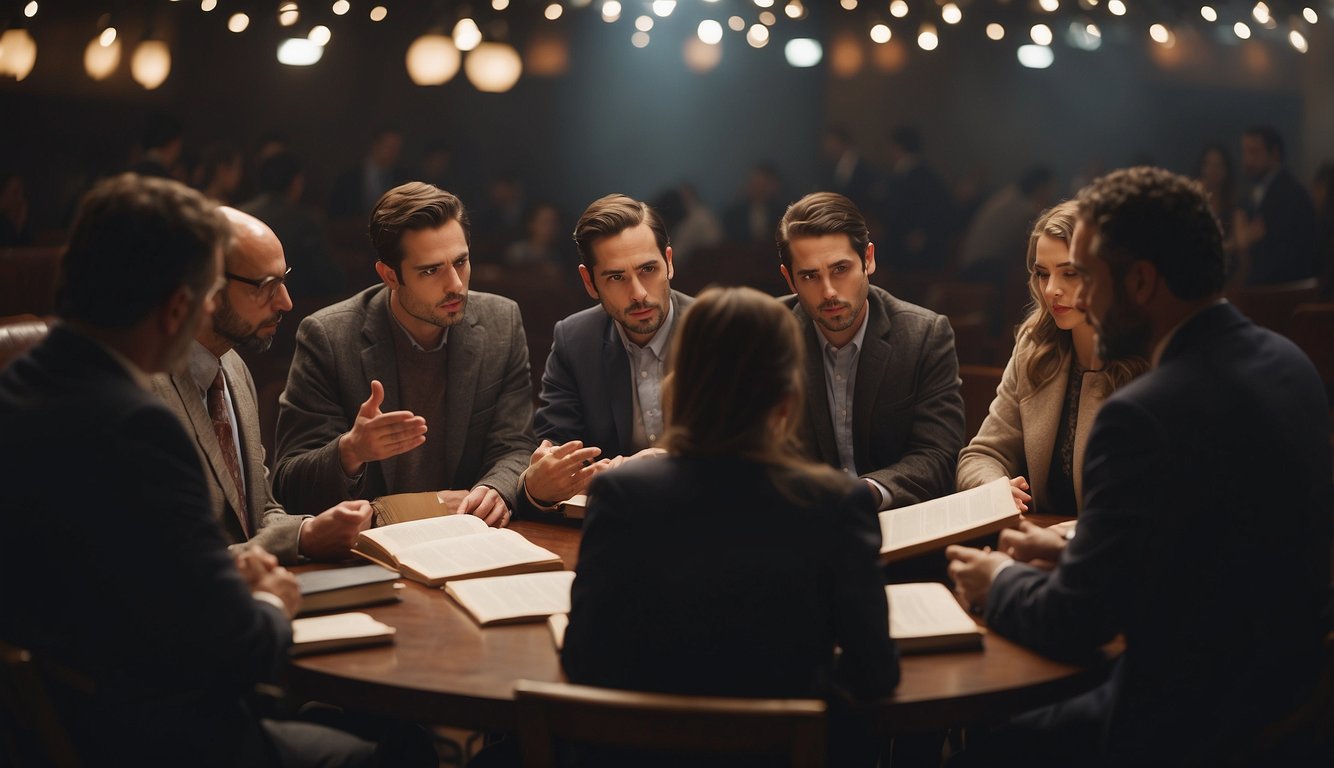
[207,370,250,537]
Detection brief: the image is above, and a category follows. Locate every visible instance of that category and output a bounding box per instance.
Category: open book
[352,514,563,587]
[879,477,1019,562]
[887,582,984,654]
[444,570,576,626]
[290,612,396,656]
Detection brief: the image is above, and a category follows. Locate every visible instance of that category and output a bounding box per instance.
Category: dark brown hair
[776,191,869,270]
[369,182,469,275]
[572,193,669,268]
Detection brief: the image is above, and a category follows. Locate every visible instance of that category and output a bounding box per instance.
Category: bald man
[152,208,372,563]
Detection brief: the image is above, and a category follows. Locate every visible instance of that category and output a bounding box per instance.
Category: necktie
[207,370,250,537]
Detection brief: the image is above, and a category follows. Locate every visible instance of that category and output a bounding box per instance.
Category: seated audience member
[273,182,534,525]
[152,208,372,564]
[563,286,900,764]
[948,167,1332,766]
[0,173,374,766]
[1314,161,1334,296]
[1235,124,1319,285]
[240,150,343,299]
[777,192,964,511]
[957,201,1146,516]
[955,165,1056,284]
[503,201,565,268]
[522,194,691,513]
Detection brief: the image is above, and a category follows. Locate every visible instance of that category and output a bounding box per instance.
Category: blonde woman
[957,201,1145,516]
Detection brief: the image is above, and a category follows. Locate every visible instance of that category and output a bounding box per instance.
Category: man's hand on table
[439,486,511,528]
[234,545,300,619]
[523,439,606,506]
[946,545,1012,614]
[298,500,374,560]
[999,519,1067,571]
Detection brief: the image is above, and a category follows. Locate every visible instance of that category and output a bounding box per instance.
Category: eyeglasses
[225,267,291,303]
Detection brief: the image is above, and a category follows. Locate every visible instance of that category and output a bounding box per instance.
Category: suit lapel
[604,316,633,453]
[442,308,482,486]
[852,294,893,467]
[1021,353,1066,510]
[171,370,248,535]
[362,290,403,491]
[223,352,266,527]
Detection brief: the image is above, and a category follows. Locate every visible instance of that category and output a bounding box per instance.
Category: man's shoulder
[304,285,384,327]
[870,285,942,323]
[467,290,520,316]
[553,302,612,337]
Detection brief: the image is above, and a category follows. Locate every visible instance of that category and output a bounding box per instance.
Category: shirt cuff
[252,591,288,617]
[865,478,893,511]
[522,472,560,512]
[991,557,1018,581]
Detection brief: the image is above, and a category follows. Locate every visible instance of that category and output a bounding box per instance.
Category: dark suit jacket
[0,325,289,765]
[534,290,692,458]
[1243,167,1319,285]
[273,285,535,516]
[787,285,964,509]
[563,456,900,701]
[152,348,307,564]
[986,302,1332,765]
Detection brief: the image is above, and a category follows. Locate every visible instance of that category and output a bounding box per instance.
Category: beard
[1094,285,1152,362]
[399,289,467,329]
[616,298,666,338]
[213,295,280,354]
[812,296,864,335]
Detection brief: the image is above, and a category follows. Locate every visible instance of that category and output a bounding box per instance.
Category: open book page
[290,612,396,656]
[878,477,1018,561]
[394,528,562,586]
[886,583,983,653]
[357,514,489,562]
[445,571,576,626]
[548,613,568,650]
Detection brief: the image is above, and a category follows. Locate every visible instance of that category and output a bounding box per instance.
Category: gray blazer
[956,337,1104,514]
[787,285,964,508]
[151,349,306,564]
[272,285,536,516]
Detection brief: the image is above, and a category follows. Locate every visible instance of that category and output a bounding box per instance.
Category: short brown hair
[1075,167,1223,300]
[369,182,469,275]
[776,191,869,270]
[572,194,669,268]
[59,173,227,328]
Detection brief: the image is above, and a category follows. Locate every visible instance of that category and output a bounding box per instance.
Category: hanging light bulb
[405,34,461,85]
[453,18,482,51]
[131,40,171,89]
[465,42,522,92]
[84,33,121,80]
[0,29,38,81]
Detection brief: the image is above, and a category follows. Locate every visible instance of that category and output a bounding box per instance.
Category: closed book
[296,563,401,616]
[445,571,576,626]
[886,582,984,654]
[352,514,563,587]
[879,477,1020,563]
[290,612,396,656]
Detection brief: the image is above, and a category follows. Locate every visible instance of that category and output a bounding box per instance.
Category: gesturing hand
[338,379,427,477]
[998,520,1065,570]
[523,440,605,506]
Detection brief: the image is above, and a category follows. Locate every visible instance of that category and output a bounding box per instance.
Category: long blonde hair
[1016,201,1146,395]
[661,286,851,504]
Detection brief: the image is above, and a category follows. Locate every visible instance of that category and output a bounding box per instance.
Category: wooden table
[287,518,1110,735]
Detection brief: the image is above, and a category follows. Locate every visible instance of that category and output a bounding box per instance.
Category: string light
[870,24,891,44]
[917,23,938,51]
[985,23,1005,41]
[369,5,387,22]
[1039,0,1059,11]
[1031,23,1053,46]
[728,16,745,31]
[1233,21,1251,39]
[1289,30,1308,52]
[1303,8,1318,24]
[1200,6,1217,23]
[942,3,962,25]
[890,1,908,19]
[601,1,621,23]
[746,24,769,48]
[227,13,250,33]
[332,1,350,15]
[635,16,653,32]
[545,3,563,21]
[1108,0,1126,16]
[23,1,38,18]
[651,0,676,17]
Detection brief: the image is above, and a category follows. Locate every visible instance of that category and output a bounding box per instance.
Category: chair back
[0,316,50,370]
[0,640,81,768]
[1232,277,1321,336]
[513,680,827,768]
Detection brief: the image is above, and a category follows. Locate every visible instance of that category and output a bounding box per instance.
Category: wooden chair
[513,680,827,768]
[0,640,81,768]
[1231,277,1321,337]
[959,364,1005,442]
[0,316,50,370]
[1288,303,1334,394]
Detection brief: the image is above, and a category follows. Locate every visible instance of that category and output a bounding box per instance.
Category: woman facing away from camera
[957,201,1147,521]
[561,285,899,765]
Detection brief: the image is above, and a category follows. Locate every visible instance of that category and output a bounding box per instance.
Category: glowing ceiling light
[636,16,653,31]
[1108,0,1126,16]
[100,27,117,46]
[0,29,37,81]
[746,24,769,47]
[942,3,962,24]
[332,1,350,15]
[1067,21,1102,50]
[278,2,299,26]
[890,1,908,19]
[405,34,460,85]
[870,24,891,44]
[785,2,804,20]
[369,5,387,22]
[651,0,676,17]
[278,37,323,64]
[631,31,650,47]
[23,1,38,18]
[1031,23,1053,46]
[698,20,723,44]
[465,41,522,92]
[1233,22,1251,39]
[754,0,775,8]
[986,23,1005,41]
[201,0,217,11]
[841,0,858,9]
[131,40,172,89]
[1289,30,1309,52]
[544,3,563,20]
[453,18,482,51]
[1040,0,1060,11]
[309,25,331,46]
[784,38,822,66]
[729,16,745,31]
[918,23,939,50]
[1252,2,1270,24]
[1017,44,1054,68]
[1149,23,1173,45]
[1303,8,1317,24]
[83,36,120,79]
[760,11,776,25]
[1200,6,1217,22]
[602,1,622,22]
[228,13,250,32]
[493,0,511,9]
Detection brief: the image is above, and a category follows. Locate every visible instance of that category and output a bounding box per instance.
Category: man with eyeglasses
[152,207,374,563]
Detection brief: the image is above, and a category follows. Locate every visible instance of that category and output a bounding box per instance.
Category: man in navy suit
[1236,124,1319,286]
[0,174,374,765]
[948,167,1332,765]
[521,194,692,513]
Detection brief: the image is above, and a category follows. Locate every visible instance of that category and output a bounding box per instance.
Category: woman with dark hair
[957,201,1146,516]
[561,285,899,763]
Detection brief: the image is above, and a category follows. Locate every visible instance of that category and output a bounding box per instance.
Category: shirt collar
[615,295,677,360]
[386,292,449,352]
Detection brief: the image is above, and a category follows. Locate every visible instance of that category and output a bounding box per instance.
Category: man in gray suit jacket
[273,183,534,525]
[523,194,690,511]
[153,208,372,564]
[778,192,964,510]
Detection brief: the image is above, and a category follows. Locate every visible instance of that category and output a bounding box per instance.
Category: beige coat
[956,337,1105,514]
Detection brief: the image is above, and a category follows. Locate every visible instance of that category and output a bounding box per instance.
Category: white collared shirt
[614,299,677,450]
